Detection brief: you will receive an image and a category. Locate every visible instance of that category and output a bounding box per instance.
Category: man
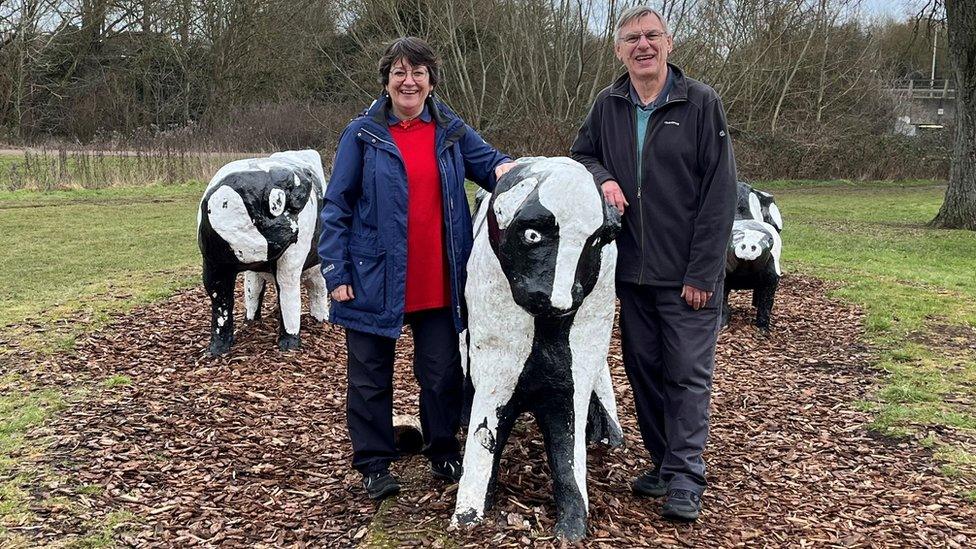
[570,6,736,522]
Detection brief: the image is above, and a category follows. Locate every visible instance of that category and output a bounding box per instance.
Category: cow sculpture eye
[523,229,543,244]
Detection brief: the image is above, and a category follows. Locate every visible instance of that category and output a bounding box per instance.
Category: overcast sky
[861,0,922,21]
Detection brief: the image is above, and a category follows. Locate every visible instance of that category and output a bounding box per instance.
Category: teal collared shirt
[631,70,674,168]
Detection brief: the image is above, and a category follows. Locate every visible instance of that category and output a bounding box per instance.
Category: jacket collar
[610,63,687,103]
[367,94,453,128]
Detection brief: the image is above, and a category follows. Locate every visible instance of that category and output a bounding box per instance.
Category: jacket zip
[360,122,467,326]
[610,89,685,285]
[437,124,467,323]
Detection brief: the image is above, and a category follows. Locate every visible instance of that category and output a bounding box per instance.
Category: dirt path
[13,276,976,547]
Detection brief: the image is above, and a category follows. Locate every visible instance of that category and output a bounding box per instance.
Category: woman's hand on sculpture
[494,161,517,181]
[331,284,355,302]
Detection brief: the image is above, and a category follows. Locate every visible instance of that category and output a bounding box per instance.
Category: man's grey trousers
[617,281,723,495]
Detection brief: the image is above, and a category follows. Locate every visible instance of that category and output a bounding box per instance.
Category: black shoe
[430,458,463,483]
[660,489,702,522]
[362,470,400,501]
[632,469,668,498]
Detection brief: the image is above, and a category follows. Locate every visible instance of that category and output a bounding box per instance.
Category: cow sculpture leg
[275,265,302,351]
[203,263,237,356]
[244,271,269,321]
[536,393,588,541]
[754,275,779,331]
[454,357,518,524]
[301,265,329,322]
[721,286,732,328]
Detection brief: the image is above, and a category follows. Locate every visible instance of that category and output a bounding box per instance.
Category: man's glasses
[390,68,429,83]
[620,31,667,45]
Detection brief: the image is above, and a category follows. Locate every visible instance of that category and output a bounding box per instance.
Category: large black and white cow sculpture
[453,157,623,541]
[197,150,328,356]
[723,181,783,330]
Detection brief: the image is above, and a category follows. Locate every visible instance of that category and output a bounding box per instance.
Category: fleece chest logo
[664,120,680,126]
[719,130,727,137]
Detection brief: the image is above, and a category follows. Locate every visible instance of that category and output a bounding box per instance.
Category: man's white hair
[614,6,670,40]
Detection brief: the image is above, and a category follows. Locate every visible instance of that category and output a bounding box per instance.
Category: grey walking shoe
[660,489,702,522]
[632,469,668,498]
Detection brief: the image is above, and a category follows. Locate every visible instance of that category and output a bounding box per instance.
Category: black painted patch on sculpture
[474,417,496,453]
[585,392,623,446]
[491,201,561,316]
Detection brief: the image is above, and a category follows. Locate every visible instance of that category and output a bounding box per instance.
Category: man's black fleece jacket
[571,64,737,293]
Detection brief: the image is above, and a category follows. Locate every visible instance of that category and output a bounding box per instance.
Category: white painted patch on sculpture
[769,225,783,276]
[537,169,602,311]
[269,188,286,217]
[207,186,268,263]
[732,219,783,276]
[733,228,767,261]
[566,239,619,510]
[456,173,536,522]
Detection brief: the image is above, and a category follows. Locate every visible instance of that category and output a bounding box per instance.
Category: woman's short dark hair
[378,37,441,88]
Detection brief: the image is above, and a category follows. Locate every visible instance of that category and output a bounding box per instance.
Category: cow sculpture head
[204,164,318,265]
[486,157,620,317]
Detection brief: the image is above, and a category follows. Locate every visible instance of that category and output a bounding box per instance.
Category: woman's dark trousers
[345,307,462,474]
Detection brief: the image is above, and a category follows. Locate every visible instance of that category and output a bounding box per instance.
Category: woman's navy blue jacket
[318,95,510,338]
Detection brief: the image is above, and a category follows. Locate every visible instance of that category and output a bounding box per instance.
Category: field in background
[0,184,205,352]
[0,149,261,192]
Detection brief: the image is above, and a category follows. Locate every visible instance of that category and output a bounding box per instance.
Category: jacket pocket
[347,245,387,314]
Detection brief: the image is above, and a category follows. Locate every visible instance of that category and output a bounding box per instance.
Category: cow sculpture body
[453,157,623,541]
[723,181,783,330]
[197,150,328,356]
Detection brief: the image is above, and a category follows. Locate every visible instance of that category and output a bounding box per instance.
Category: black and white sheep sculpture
[453,157,623,541]
[723,181,783,330]
[197,150,329,356]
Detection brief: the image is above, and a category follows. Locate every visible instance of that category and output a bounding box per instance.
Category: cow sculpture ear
[492,177,539,230]
[284,169,313,211]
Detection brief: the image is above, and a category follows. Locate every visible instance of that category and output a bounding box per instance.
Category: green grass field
[1,179,974,542]
[769,181,976,464]
[0,183,206,352]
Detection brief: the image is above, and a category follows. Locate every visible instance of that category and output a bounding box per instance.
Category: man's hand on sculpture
[601,180,629,213]
[494,161,517,180]
[681,284,712,311]
[331,284,355,302]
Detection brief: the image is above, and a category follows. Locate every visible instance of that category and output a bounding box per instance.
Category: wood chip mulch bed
[14,275,976,547]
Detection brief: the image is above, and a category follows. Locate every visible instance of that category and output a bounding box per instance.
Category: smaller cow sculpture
[197,150,329,356]
[453,157,623,541]
[723,181,783,330]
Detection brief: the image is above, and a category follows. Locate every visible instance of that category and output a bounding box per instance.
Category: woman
[318,37,515,501]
